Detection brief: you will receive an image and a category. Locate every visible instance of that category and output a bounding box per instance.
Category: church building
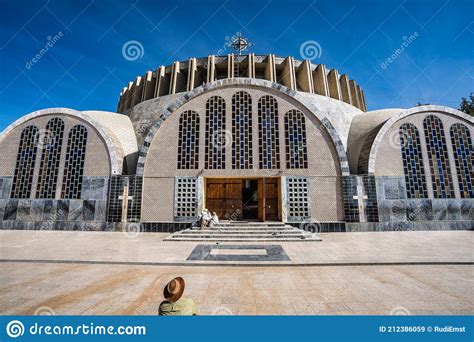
[0,47,472,233]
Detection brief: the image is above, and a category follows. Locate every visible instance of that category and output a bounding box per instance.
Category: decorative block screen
[107,176,143,222]
[284,110,308,169]
[342,176,359,222]
[177,110,200,169]
[205,96,226,169]
[399,123,428,198]
[450,123,473,198]
[258,95,281,169]
[10,125,39,199]
[423,115,454,198]
[174,177,198,218]
[36,118,65,199]
[61,125,88,199]
[232,91,253,169]
[287,177,309,219]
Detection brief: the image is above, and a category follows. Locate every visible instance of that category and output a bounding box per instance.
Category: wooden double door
[205,178,280,221]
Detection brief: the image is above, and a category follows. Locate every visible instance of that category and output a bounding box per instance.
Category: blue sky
[0,0,473,131]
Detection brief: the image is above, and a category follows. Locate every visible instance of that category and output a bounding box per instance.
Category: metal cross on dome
[226,32,253,55]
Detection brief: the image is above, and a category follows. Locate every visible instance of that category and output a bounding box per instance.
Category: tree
[459,92,474,116]
[415,102,430,106]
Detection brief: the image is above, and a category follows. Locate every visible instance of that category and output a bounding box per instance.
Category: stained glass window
[284,109,308,169]
[423,115,454,198]
[258,95,280,169]
[232,91,253,169]
[62,125,88,199]
[399,123,428,198]
[36,118,65,199]
[177,110,200,169]
[450,123,473,198]
[10,125,39,198]
[205,96,226,169]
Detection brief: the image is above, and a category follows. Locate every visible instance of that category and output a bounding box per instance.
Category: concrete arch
[137,78,350,176]
[367,105,473,174]
[0,107,124,175]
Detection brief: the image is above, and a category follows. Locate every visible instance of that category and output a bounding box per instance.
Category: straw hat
[163,277,185,302]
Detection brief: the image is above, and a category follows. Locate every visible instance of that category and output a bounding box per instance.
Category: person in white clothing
[209,212,219,227]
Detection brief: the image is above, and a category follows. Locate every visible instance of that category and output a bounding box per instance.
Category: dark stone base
[141,222,191,233]
[0,220,115,231]
[288,222,347,233]
[0,220,472,233]
[346,220,474,232]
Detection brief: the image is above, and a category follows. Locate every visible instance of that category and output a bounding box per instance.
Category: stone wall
[375,176,473,230]
[0,176,109,229]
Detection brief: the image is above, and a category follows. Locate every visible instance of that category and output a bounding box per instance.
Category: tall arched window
[61,125,88,199]
[205,96,226,169]
[450,123,473,198]
[232,91,253,169]
[423,115,454,198]
[399,123,428,198]
[10,125,39,198]
[36,118,65,199]
[284,110,308,169]
[177,110,200,169]
[258,95,280,169]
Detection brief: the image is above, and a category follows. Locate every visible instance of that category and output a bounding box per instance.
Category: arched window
[258,95,280,169]
[36,118,65,198]
[399,123,428,198]
[205,96,226,169]
[450,123,473,198]
[284,110,308,169]
[61,125,88,199]
[423,115,454,198]
[232,91,253,169]
[177,110,200,169]
[10,125,39,198]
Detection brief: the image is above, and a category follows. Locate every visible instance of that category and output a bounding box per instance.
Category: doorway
[242,179,259,220]
[205,177,281,222]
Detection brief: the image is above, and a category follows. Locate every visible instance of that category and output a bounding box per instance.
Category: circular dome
[117,54,367,113]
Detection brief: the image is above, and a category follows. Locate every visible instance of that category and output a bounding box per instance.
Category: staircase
[164,222,322,242]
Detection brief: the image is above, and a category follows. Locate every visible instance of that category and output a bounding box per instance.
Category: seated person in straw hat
[158,277,198,316]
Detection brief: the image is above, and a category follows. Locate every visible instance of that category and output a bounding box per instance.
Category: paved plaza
[0,230,472,315]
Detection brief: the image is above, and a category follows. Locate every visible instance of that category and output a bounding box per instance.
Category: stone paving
[0,230,472,315]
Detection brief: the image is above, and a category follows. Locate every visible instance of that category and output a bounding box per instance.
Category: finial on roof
[226,32,253,55]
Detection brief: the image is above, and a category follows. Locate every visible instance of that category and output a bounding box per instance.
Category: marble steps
[164,223,322,241]
[213,222,287,227]
[165,236,321,242]
[181,229,303,234]
[208,226,295,231]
